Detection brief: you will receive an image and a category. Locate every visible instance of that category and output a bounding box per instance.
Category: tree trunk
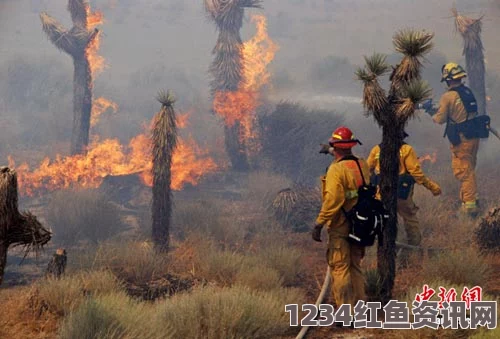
[152,178,171,252]
[70,54,93,155]
[377,123,402,303]
[465,52,487,115]
[0,240,6,285]
[224,123,249,171]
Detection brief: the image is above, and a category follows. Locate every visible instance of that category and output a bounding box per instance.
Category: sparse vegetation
[47,189,127,247]
[418,248,491,287]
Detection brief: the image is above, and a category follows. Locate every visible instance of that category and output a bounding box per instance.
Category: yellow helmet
[441,62,467,82]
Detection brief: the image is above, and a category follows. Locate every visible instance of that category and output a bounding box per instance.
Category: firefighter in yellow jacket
[366,131,441,249]
[312,126,369,309]
[429,63,480,216]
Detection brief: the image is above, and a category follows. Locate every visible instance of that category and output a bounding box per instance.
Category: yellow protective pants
[450,137,479,210]
[397,190,421,246]
[327,230,365,308]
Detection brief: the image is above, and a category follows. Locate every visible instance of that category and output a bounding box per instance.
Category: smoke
[1,0,499,166]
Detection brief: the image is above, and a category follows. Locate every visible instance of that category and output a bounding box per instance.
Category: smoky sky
[1,0,499,162]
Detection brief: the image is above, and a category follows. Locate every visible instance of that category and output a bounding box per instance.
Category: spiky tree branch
[453,8,487,115]
[151,91,178,252]
[205,0,262,171]
[356,29,433,302]
[40,0,101,155]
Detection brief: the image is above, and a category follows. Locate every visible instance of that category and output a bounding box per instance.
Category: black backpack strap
[448,85,478,119]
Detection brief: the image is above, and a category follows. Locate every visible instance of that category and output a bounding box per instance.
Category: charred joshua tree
[356,30,433,302]
[453,8,487,115]
[40,0,100,155]
[151,91,178,252]
[0,167,51,285]
[204,0,262,171]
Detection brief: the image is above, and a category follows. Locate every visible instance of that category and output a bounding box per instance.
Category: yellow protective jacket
[433,84,478,125]
[366,144,440,194]
[316,156,370,229]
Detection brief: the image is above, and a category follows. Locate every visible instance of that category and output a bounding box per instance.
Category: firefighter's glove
[424,179,441,196]
[312,224,323,242]
[319,144,333,154]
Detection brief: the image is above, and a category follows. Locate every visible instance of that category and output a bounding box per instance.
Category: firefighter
[429,63,480,217]
[312,126,368,309]
[366,131,441,252]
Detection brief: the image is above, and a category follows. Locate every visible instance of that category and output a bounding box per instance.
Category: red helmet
[328,126,362,149]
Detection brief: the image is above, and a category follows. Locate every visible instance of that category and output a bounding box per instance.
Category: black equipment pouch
[398,174,416,200]
[445,121,462,146]
[339,156,388,247]
[460,115,491,139]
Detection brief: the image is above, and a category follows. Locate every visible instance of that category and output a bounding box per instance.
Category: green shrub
[47,189,127,247]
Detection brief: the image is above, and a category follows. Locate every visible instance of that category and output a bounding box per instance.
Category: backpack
[340,156,388,247]
[445,85,490,145]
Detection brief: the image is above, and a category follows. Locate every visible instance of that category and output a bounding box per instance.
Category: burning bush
[260,101,343,185]
[47,189,127,247]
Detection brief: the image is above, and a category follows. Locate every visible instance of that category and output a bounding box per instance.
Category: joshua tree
[204,0,262,171]
[453,8,487,115]
[356,30,433,302]
[0,167,51,285]
[151,91,178,252]
[40,0,100,155]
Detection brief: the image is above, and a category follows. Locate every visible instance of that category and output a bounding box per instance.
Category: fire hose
[295,266,331,339]
[295,242,443,338]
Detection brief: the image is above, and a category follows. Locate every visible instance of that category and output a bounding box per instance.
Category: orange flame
[418,151,437,164]
[85,4,105,76]
[91,97,118,127]
[212,14,278,155]
[9,115,218,197]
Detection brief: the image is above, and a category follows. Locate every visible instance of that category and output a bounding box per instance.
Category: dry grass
[69,241,170,284]
[58,292,171,339]
[417,248,491,287]
[156,285,303,339]
[47,189,127,247]
[30,270,122,316]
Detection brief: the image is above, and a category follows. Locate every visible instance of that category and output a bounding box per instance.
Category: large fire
[213,14,279,154]
[9,115,218,197]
